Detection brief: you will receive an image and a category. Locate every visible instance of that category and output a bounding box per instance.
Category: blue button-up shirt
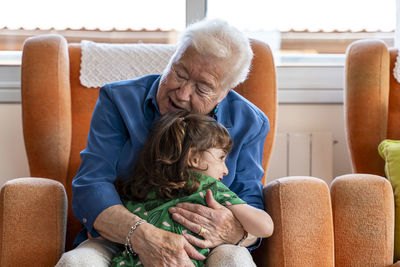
[72,75,269,249]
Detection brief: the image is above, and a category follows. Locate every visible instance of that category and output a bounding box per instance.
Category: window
[1,0,395,54]
[0,0,186,50]
[207,0,396,57]
[0,0,397,103]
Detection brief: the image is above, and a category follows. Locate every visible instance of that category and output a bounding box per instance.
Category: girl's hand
[168,189,245,248]
[132,223,205,267]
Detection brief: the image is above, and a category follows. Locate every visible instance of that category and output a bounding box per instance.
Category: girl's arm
[227,204,274,239]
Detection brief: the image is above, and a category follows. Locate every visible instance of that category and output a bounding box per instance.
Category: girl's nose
[223,163,229,176]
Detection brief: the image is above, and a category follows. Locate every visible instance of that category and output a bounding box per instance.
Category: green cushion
[378,139,400,261]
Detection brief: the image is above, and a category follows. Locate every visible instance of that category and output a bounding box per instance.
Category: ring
[198,225,207,236]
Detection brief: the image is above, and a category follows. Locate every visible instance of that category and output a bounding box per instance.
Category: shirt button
[82,218,87,224]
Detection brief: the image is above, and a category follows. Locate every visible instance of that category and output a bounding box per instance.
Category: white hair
[172,18,253,90]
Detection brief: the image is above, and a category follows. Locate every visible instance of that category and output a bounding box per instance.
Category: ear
[187,147,201,168]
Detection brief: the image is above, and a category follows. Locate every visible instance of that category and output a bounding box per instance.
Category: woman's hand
[168,190,244,249]
[94,205,204,266]
[132,223,205,267]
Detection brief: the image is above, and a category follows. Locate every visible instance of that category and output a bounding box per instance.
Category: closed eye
[175,71,187,80]
[195,83,214,97]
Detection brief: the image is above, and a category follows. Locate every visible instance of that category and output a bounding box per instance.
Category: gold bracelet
[125,219,147,255]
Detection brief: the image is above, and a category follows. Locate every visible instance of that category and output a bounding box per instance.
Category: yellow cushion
[378,139,400,261]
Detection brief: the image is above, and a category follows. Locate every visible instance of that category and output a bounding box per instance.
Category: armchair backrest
[345,39,400,176]
[21,34,277,250]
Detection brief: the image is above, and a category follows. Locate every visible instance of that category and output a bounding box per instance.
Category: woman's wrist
[93,205,144,244]
[239,233,258,247]
[125,219,147,255]
[236,229,248,246]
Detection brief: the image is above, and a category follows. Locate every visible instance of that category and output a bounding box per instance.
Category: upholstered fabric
[253,177,334,267]
[21,35,79,250]
[345,39,400,175]
[21,34,72,184]
[345,39,400,265]
[0,178,67,266]
[388,48,400,139]
[331,174,394,266]
[235,39,277,177]
[345,39,390,176]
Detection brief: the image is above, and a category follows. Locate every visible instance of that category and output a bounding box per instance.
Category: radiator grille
[267,132,333,185]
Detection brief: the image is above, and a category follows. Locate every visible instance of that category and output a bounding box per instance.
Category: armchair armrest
[331,174,394,266]
[253,176,334,267]
[0,178,67,266]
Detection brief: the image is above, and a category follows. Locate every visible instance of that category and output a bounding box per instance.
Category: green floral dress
[110,173,246,267]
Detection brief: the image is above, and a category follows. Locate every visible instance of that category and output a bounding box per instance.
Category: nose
[175,81,192,102]
[223,163,229,176]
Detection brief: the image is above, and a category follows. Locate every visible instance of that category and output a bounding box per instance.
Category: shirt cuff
[246,237,262,251]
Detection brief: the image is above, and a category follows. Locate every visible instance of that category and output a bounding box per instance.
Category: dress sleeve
[72,84,128,236]
[213,181,246,206]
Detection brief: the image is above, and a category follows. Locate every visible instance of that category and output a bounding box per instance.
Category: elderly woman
[57,18,270,266]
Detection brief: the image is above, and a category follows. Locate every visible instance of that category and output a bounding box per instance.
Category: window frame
[0,0,391,104]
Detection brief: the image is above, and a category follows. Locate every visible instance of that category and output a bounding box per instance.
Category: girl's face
[189,147,229,181]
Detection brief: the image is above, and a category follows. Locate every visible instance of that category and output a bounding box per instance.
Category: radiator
[267,132,333,185]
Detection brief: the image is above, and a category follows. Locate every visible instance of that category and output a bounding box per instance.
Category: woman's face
[157,46,230,115]
[190,148,229,181]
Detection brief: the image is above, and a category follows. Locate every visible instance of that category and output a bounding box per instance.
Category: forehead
[172,46,228,86]
[174,45,222,66]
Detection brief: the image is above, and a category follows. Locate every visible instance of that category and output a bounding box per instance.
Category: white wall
[0,103,352,187]
[273,104,352,184]
[0,104,30,186]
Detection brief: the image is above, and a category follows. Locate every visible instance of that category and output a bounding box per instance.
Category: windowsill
[0,51,345,104]
[276,53,345,67]
[0,51,347,66]
[0,51,22,65]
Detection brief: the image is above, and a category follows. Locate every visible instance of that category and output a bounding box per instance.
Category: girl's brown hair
[116,110,233,201]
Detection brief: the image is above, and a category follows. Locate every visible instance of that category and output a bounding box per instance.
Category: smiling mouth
[169,98,179,109]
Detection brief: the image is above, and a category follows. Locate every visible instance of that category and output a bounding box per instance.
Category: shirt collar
[214,92,232,129]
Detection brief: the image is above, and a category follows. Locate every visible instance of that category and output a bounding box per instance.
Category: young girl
[111,110,273,267]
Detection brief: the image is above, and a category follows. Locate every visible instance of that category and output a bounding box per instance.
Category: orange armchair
[1,34,282,266]
[340,39,400,266]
